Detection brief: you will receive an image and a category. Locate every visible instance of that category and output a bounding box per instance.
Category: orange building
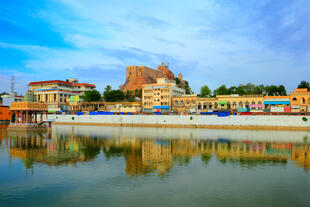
[289,88,310,112]
[0,106,10,121]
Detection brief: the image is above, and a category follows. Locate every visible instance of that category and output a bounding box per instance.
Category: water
[0,124,309,207]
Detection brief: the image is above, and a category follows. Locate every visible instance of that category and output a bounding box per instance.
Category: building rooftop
[28,80,95,88]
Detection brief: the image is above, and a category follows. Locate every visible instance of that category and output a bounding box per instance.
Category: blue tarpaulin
[97,111,114,115]
[217,112,229,117]
[153,106,169,109]
[77,112,84,116]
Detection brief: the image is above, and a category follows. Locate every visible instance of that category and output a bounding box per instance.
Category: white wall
[47,114,310,127]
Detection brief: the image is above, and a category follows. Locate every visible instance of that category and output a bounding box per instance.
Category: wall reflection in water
[2,127,310,175]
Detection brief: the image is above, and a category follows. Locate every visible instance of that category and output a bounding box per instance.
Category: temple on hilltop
[8,90,48,130]
[120,62,187,92]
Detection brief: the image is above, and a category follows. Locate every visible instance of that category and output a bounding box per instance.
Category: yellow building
[289,88,310,112]
[142,77,185,112]
[172,95,198,113]
[8,90,48,130]
[77,101,141,113]
[195,95,264,112]
[28,78,95,112]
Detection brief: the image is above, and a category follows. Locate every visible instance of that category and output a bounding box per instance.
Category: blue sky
[0,0,310,94]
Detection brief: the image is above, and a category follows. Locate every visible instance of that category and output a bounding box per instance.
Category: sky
[0,0,310,95]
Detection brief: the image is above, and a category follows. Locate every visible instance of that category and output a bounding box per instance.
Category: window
[192,100,195,104]
[214,102,218,109]
[245,101,249,108]
[181,100,184,105]
[174,101,178,105]
[198,103,202,109]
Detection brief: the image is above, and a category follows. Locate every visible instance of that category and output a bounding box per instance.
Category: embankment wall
[47,115,310,130]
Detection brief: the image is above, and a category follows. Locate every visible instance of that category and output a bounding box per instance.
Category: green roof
[22,90,37,102]
[219,101,227,105]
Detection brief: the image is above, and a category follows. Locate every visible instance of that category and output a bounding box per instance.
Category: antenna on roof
[10,75,15,94]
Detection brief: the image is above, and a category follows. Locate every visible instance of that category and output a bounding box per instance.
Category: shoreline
[52,122,310,131]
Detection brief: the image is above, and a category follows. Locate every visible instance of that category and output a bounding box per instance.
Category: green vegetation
[104,89,124,102]
[212,83,287,96]
[81,90,101,102]
[200,85,211,97]
[174,77,192,94]
[302,117,308,122]
[103,85,141,102]
[298,81,310,91]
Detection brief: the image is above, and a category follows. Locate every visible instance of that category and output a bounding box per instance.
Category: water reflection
[2,125,309,175]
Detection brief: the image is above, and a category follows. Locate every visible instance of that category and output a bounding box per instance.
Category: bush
[302,117,308,122]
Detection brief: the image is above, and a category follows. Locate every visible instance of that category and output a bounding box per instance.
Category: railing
[10,102,48,111]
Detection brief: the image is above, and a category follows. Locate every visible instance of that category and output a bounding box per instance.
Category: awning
[153,106,170,109]
[264,101,290,105]
[249,104,263,108]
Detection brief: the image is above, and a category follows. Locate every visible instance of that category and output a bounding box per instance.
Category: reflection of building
[142,140,172,175]
[142,78,185,112]
[28,79,95,112]
[7,131,99,169]
[291,144,310,170]
[4,128,310,173]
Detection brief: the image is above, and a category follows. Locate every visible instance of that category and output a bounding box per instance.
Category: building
[28,79,95,112]
[8,90,48,130]
[195,95,264,112]
[0,106,10,122]
[289,88,310,112]
[142,78,185,112]
[77,101,142,113]
[264,96,291,112]
[172,95,198,113]
[1,92,24,107]
[120,62,186,92]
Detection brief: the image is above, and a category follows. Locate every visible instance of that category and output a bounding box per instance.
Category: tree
[82,90,101,102]
[213,85,229,96]
[200,85,211,97]
[174,77,181,85]
[278,85,287,96]
[104,89,124,102]
[184,81,192,94]
[104,85,112,93]
[298,81,310,91]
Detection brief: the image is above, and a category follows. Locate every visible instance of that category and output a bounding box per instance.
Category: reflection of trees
[201,154,212,165]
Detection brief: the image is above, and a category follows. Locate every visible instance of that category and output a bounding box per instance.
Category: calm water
[0,125,309,207]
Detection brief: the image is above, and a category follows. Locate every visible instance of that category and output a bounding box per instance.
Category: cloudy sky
[0,0,309,94]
